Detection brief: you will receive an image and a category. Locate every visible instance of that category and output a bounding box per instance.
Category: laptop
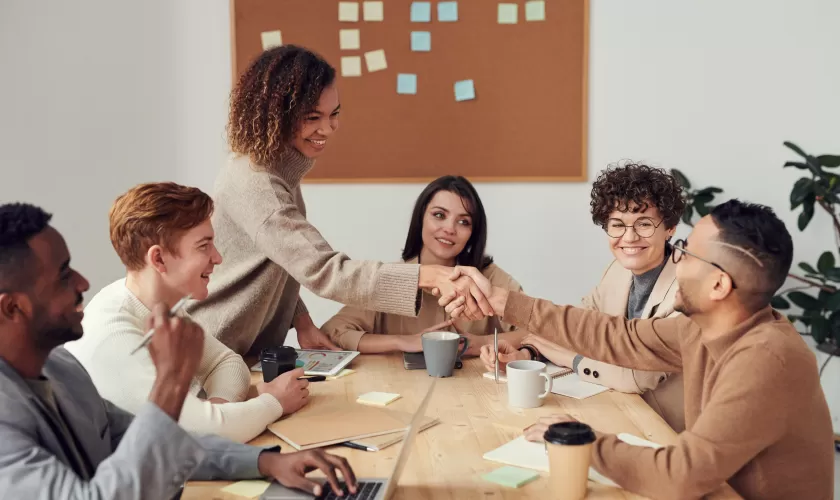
[261,379,437,500]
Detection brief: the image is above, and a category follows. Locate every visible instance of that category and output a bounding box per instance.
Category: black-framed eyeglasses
[604,217,664,238]
[670,239,737,289]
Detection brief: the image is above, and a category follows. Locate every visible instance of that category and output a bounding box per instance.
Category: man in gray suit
[0,203,359,499]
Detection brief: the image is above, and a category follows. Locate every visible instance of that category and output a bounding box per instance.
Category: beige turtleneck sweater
[188,149,421,356]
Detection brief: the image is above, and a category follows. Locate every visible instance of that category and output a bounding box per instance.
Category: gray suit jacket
[0,347,273,499]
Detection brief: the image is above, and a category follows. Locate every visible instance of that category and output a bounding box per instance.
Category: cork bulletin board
[230,0,589,182]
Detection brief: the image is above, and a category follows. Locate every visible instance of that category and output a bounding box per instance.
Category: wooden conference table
[184,355,739,499]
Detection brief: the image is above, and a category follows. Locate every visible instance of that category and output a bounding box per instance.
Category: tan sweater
[503,292,834,500]
[322,259,522,349]
[188,150,421,356]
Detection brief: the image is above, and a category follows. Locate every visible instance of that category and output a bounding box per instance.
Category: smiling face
[155,218,222,301]
[419,190,474,267]
[291,84,340,159]
[606,202,676,275]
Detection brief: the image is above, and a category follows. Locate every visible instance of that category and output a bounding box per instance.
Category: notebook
[482,433,662,487]
[549,373,609,399]
[482,362,572,382]
[345,415,440,451]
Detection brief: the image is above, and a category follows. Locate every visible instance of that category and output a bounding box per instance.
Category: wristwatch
[520,344,545,362]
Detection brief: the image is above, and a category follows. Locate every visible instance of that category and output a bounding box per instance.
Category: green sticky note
[295,360,305,367]
[481,466,540,488]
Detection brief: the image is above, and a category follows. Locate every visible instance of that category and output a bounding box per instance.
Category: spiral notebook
[482,362,572,382]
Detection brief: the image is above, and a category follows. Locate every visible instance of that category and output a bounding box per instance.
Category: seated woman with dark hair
[482,163,688,431]
[321,176,523,354]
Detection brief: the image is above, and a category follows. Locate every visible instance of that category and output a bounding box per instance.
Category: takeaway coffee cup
[544,421,597,500]
[421,331,469,377]
[506,360,552,408]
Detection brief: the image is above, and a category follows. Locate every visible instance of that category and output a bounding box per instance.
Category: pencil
[129,294,192,355]
[494,321,499,383]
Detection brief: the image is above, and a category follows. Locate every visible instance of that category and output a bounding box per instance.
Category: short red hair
[109,182,214,271]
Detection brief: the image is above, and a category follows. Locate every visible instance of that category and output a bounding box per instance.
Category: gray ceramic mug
[421,331,469,377]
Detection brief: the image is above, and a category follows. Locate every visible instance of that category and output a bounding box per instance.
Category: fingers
[324,454,358,494]
[284,473,324,497]
[523,424,548,442]
[305,452,344,496]
[468,283,495,318]
[449,304,466,318]
[461,292,481,321]
[441,293,464,310]
[498,351,520,364]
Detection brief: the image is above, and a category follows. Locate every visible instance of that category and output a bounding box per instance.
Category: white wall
[2,1,838,432]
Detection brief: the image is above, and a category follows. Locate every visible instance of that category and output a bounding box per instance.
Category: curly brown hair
[227,45,336,166]
[590,162,686,229]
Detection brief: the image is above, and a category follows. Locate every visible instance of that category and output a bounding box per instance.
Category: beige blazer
[577,258,685,432]
[322,258,523,350]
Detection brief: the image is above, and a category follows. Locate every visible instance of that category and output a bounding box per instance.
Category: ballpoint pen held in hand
[130,294,192,355]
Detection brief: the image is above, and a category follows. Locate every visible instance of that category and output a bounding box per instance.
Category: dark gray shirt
[626,252,670,319]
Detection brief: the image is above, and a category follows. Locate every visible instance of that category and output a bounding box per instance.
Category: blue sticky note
[437,1,458,22]
[410,2,431,22]
[397,74,417,95]
[454,79,475,101]
[411,31,431,52]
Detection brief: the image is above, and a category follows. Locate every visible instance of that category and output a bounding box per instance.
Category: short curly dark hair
[227,45,336,167]
[0,203,53,291]
[590,162,686,229]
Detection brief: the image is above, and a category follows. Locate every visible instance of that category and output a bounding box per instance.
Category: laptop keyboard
[317,481,381,500]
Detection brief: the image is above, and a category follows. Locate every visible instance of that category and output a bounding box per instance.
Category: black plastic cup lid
[544,422,596,446]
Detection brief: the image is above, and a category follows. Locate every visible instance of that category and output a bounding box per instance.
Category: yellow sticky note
[221,480,271,498]
[260,30,282,50]
[363,1,384,21]
[364,49,387,72]
[341,56,362,77]
[357,391,401,407]
[498,3,518,24]
[339,29,360,50]
[525,0,545,21]
[327,368,356,380]
[339,2,360,22]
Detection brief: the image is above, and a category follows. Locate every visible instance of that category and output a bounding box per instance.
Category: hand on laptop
[257,368,310,415]
[258,449,358,497]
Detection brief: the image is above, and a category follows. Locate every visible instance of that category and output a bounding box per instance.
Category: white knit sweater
[65,279,284,443]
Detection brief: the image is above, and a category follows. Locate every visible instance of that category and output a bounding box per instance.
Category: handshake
[422,265,506,321]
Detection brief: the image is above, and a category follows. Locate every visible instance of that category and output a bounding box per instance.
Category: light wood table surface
[184,354,738,500]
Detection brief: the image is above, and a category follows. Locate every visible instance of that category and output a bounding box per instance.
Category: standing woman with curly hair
[481,163,688,431]
[188,46,490,357]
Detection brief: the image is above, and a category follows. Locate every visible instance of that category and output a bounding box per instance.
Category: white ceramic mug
[506,360,552,408]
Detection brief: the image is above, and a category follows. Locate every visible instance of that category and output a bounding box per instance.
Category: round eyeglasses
[604,217,664,238]
[670,239,738,289]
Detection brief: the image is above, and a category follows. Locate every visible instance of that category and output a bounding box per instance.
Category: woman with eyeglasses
[482,162,688,431]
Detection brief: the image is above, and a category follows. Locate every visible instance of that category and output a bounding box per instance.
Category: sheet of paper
[357,391,401,406]
[454,79,475,101]
[260,30,282,50]
[363,1,384,21]
[411,31,431,52]
[339,29,360,50]
[220,480,271,498]
[481,466,540,488]
[364,49,387,72]
[327,368,356,380]
[397,74,418,95]
[437,1,458,22]
[410,2,432,22]
[341,56,362,77]
[549,373,609,399]
[525,0,546,21]
[339,2,360,22]
[498,3,518,24]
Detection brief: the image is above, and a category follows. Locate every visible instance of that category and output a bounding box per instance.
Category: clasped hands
[426,265,499,320]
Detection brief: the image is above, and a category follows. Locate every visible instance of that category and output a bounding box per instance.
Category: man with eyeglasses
[448,199,834,499]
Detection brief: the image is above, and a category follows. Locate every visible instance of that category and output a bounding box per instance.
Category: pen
[298,375,326,382]
[494,320,499,383]
[129,295,192,355]
[338,441,375,452]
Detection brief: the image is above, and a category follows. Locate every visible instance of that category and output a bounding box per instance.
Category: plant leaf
[783,161,809,170]
[825,291,840,311]
[824,268,840,283]
[694,187,724,195]
[787,291,821,310]
[671,169,691,189]
[829,311,840,343]
[681,205,694,226]
[694,193,715,205]
[798,262,818,274]
[817,155,840,168]
[797,200,815,230]
[783,141,808,159]
[695,203,711,217]
[811,316,829,344]
[818,251,836,274]
[790,178,815,209]
[770,295,791,310]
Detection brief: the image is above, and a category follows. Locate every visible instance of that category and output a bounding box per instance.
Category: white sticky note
[221,480,271,497]
[410,2,432,22]
[454,79,475,101]
[341,56,362,77]
[339,2,360,22]
[525,0,545,21]
[397,74,418,95]
[260,30,282,50]
[363,1,384,21]
[410,31,431,52]
[327,368,356,380]
[437,1,458,22]
[498,3,518,24]
[357,392,402,406]
[364,49,387,72]
[339,29,360,50]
